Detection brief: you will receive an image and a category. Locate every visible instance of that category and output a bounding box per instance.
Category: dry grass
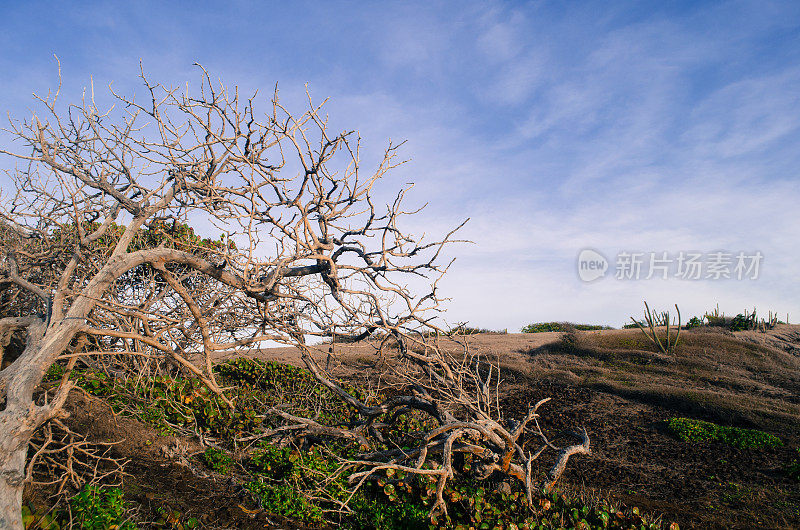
[521,325,800,437]
[239,327,800,439]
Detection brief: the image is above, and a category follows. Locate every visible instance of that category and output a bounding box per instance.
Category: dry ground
[240,326,800,528]
[24,390,307,529]
[27,325,800,529]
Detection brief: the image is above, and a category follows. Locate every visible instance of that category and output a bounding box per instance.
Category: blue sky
[1,1,799,329]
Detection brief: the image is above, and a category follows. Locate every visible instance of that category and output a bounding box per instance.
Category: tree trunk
[0,321,55,530]
[0,419,31,530]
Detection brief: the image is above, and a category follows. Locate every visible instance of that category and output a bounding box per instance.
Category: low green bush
[201,447,233,474]
[243,443,424,528]
[365,465,664,529]
[245,444,344,524]
[62,485,137,530]
[685,316,705,329]
[729,314,751,332]
[244,443,663,529]
[63,358,360,439]
[666,417,782,449]
[522,322,612,333]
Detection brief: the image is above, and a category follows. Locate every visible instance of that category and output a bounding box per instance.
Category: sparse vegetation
[34,358,672,529]
[21,301,800,528]
[702,304,784,332]
[786,449,800,482]
[522,322,612,333]
[666,417,782,449]
[446,322,508,335]
[630,302,681,354]
[200,448,233,475]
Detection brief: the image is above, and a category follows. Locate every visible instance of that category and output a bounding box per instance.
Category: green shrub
[685,316,705,329]
[362,464,664,529]
[201,447,233,474]
[667,417,782,449]
[347,495,428,530]
[244,442,665,529]
[72,358,360,439]
[729,314,750,332]
[68,485,137,530]
[245,444,348,524]
[522,322,612,333]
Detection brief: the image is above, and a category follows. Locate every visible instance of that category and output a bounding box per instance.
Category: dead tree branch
[0,66,584,527]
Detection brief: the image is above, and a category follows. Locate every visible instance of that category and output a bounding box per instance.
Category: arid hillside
[228,324,800,528]
[24,325,800,529]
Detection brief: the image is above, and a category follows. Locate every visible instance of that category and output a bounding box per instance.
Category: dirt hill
[241,325,800,528]
[27,325,800,529]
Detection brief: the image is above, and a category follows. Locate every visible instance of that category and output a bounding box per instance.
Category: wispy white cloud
[682,69,800,159]
[0,0,798,330]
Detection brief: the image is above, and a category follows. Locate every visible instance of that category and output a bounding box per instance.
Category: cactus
[705,303,728,327]
[631,301,682,355]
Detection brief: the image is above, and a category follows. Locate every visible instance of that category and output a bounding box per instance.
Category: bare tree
[0,66,587,528]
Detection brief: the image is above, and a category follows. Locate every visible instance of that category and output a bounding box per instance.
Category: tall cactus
[631,301,682,355]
